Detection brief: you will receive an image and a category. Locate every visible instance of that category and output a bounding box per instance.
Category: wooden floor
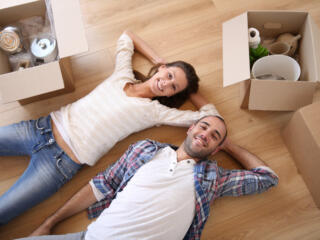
[1,0,320,239]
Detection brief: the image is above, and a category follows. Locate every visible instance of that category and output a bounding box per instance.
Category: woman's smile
[156,78,164,92]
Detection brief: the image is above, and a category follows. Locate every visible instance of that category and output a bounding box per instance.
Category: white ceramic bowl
[252,55,301,81]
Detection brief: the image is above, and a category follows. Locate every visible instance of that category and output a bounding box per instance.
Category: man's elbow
[258,174,279,193]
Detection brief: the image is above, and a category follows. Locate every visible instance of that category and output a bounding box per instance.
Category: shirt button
[169,169,173,172]
[49,138,55,144]
[187,160,190,164]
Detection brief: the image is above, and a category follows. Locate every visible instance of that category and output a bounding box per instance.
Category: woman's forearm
[124,30,165,65]
[189,92,209,109]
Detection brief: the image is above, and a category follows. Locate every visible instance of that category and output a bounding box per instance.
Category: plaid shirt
[87,139,278,240]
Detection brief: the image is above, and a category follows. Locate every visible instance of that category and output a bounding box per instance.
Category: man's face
[183,116,227,160]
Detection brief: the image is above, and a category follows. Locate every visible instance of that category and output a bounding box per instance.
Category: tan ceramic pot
[276,33,301,56]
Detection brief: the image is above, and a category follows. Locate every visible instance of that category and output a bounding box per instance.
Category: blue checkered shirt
[87,139,278,240]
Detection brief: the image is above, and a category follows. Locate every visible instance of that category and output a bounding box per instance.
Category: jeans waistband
[35,115,52,133]
[34,115,81,170]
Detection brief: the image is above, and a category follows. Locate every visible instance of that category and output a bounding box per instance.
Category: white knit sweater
[51,33,220,166]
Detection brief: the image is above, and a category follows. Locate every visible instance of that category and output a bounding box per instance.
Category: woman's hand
[153,57,167,65]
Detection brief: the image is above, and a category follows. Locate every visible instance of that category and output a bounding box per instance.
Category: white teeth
[157,79,163,91]
[195,136,206,147]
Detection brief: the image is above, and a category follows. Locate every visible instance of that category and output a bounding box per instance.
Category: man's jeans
[0,115,82,225]
[16,231,86,240]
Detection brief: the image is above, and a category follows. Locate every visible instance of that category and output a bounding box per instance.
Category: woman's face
[148,65,188,97]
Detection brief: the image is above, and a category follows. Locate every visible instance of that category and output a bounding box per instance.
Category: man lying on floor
[21,115,278,240]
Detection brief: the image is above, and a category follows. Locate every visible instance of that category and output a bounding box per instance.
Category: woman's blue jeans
[0,115,82,225]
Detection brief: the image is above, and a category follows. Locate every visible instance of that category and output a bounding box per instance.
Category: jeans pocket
[55,157,79,187]
[55,158,69,185]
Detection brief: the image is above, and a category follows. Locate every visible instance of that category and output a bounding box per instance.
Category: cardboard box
[0,0,88,103]
[222,11,320,111]
[282,101,320,208]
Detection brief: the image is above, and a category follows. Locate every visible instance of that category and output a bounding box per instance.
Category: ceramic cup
[252,55,301,81]
[269,41,290,55]
[276,33,301,56]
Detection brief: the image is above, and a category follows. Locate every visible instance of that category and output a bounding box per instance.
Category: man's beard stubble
[183,136,214,160]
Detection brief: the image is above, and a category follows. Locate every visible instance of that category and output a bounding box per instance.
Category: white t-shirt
[86,147,196,240]
[51,33,221,166]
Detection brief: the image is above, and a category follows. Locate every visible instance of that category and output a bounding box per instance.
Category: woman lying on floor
[0,30,220,224]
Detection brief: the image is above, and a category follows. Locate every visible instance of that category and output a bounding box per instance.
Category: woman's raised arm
[124,30,166,65]
[189,92,210,109]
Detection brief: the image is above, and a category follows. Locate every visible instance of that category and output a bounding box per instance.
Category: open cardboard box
[282,101,320,208]
[223,11,320,111]
[0,0,88,104]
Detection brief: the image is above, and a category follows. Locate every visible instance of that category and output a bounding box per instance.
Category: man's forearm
[30,183,97,236]
[223,140,267,170]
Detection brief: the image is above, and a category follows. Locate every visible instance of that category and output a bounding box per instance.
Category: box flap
[300,101,320,144]
[247,11,307,38]
[51,0,88,58]
[222,12,250,87]
[0,0,37,9]
[0,0,45,25]
[309,16,320,82]
[248,79,316,111]
[282,101,320,207]
[0,61,64,103]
